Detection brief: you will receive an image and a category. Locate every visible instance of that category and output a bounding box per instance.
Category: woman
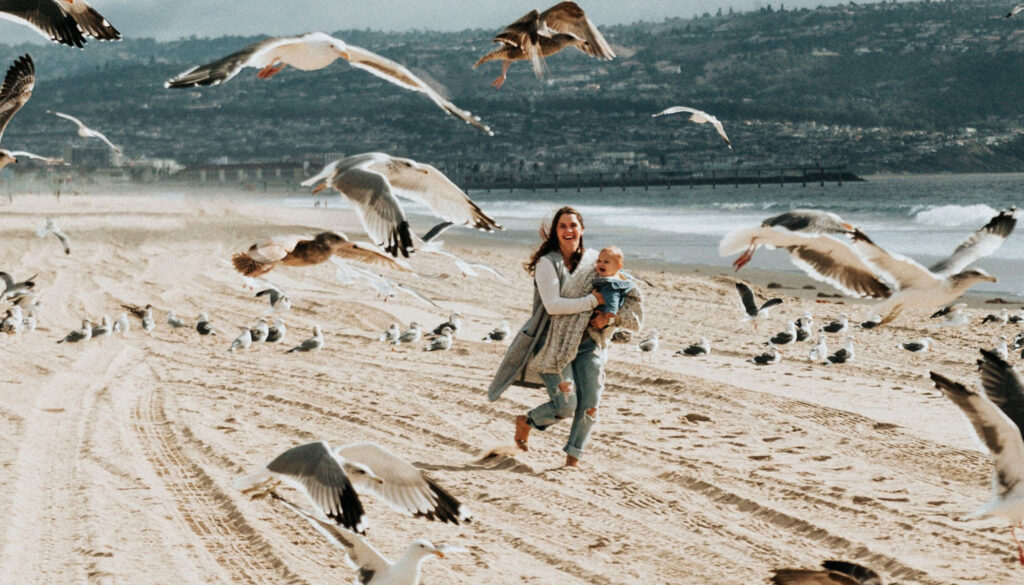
[489,207,643,466]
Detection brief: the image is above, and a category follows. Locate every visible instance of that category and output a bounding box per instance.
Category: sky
[1,0,853,43]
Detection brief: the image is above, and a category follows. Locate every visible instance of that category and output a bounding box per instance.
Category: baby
[592,245,635,326]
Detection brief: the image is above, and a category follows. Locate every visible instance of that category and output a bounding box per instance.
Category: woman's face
[555,213,583,252]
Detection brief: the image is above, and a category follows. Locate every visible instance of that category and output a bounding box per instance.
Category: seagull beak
[433,550,445,559]
[375,477,385,486]
[337,49,351,60]
[841,223,854,231]
[986,275,999,283]
[311,183,327,195]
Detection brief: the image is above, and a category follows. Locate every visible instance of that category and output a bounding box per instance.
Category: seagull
[611,329,632,344]
[233,441,370,533]
[166,310,187,329]
[288,325,324,353]
[750,344,781,365]
[483,320,510,342]
[165,32,492,135]
[380,323,400,343]
[823,314,849,334]
[431,311,463,337]
[0,55,35,171]
[0,0,119,48]
[653,106,732,149]
[1013,332,1024,351]
[770,322,797,345]
[1010,309,1024,324]
[983,308,1010,325]
[1007,3,1024,18]
[90,315,111,340]
[394,322,422,346]
[302,153,503,258]
[255,285,291,313]
[931,350,1024,565]
[276,495,458,585]
[112,312,129,336]
[995,337,1010,361]
[719,210,891,299]
[638,330,659,360]
[0,270,36,300]
[419,235,511,284]
[196,312,215,336]
[36,217,70,254]
[935,303,969,327]
[735,282,782,328]
[859,316,882,329]
[248,319,269,343]
[141,306,154,332]
[332,259,441,309]
[48,110,122,155]
[1,309,21,335]
[808,330,828,362]
[57,318,91,343]
[824,337,855,365]
[8,150,66,165]
[423,326,453,353]
[795,313,813,341]
[676,337,710,356]
[228,328,252,352]
[771,560,887,585]
[902,337,933,353]
[232,231,409,277]
[855,208,1016,324]
[266,318,286,343]
[475,1,615,89]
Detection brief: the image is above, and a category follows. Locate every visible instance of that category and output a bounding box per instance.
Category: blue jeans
[527,337,606,459]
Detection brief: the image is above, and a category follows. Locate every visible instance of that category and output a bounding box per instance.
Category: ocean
[266,173,1023,296]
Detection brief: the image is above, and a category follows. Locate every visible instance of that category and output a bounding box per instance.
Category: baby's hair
[600,246,624,263]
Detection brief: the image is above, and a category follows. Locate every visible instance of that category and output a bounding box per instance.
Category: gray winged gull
[287,325,324,353]
[676,337,710,356]
[36,217,70,254]
[165,32,492,135]
[0,54,34,171]
[931,350,1024,565]
[735,282,782,328]
[48,110,122,155]
[653,106,732,148]
[0,0,119,48]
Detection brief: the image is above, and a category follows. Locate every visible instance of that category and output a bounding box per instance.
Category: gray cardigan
[488,249,644,402]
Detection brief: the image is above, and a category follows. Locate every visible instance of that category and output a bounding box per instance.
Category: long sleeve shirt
[535,256,599,315]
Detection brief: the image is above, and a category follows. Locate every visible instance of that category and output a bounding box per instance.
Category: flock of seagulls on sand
[5,0,1024,580]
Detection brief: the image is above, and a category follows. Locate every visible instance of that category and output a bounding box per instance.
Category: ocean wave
[912,204,998,227]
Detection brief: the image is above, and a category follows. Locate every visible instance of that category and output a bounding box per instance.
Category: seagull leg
[491,62,512,89]
[257,64,285,79]
[733,244,756,270]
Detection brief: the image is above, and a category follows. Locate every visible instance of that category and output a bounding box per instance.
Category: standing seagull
[276,495,458,585]
[36,217,70,254]
[0,54,34,171]
[394,322,422,346]
[112,312,128,336]
[808,330,828,363]
[166,310,187,329]
[228,328,252,352]
[266,318,286,343]
[750,345,781,365]
[423,326,453,354]
[0,0,119,48]
[638,330,659,360]
[483,320,510,342]
[380,323,400,343]
[57,318,91,343]
[824,337,855,365]
[302,153,503,258]
[165,32,492,135]
[735,282,782,329]
[931,350,1024,565]
[48,110,121,155]
[288,325,324,353]
[431,311,463,337]
[474,1,615,89]
[676,337,711,357]
[902,337,933,353]
[653,106,732,149]
[823,314,849,334]
[770,322,798,345]
[196,312,215,336]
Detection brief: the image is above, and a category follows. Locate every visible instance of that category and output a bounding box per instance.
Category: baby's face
[596,251,623,276]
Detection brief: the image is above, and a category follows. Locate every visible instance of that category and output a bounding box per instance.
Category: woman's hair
[524,206,585,275]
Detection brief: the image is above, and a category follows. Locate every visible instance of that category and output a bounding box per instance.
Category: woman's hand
[590,312,613,329]
[591,290,604,305]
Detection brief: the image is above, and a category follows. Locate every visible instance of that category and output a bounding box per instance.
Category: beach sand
[0,194,1020,584]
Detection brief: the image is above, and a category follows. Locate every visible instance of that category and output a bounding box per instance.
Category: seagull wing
[331,166,413,258]
[759,298,783,313]
[392,281,442,309]
[8,150,67,165]
[540,2,616,59]
[707,115,732,148]
[344,44,493,136]
[849,230,939,291]
[0,54,33,143]
[652,105,698,118]
[262,441,366,532]
[930,370,1024,500]
[334,240,413,272]
[929,208,1017,276]
[420,221,455,244]
[335,443,470,523]
[978,348,1024,436]
[52,227,70,254]
[300,159,341,188]
[0,1,84,47]
[492,9,540,48]
[368,155,501,232]
[164,37,289,88]
[58,0,119,41]
[735,282,759,317]
[467,261,511,284]
[248,236,305,263]
[48,109,87,131]
[275,495,390,580]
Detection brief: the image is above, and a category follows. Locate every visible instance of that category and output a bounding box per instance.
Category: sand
[0,193,1020,585]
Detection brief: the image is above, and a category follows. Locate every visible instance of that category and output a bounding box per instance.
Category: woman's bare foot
[514,415,531,451]
[565,454,580,467]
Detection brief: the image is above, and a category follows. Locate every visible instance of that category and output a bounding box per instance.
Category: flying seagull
[1007,3,1024,18]
[165,32,492,135]
[771,560,888,585]
[48,110,121,155]
[36,217,70,254]
[653,106,732,148]
[735,282,782,327]
[232,231,409,277]
[474,1,615,89]
[0,0,120,48]
[302,153,503,258]
[0,54,34,171]
[9,150,66,165]
[275,494,459,585]
[255,284,291,313]
[931,350,1024,565]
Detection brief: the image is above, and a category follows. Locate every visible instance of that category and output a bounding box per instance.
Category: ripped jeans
[528,337,606,459]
